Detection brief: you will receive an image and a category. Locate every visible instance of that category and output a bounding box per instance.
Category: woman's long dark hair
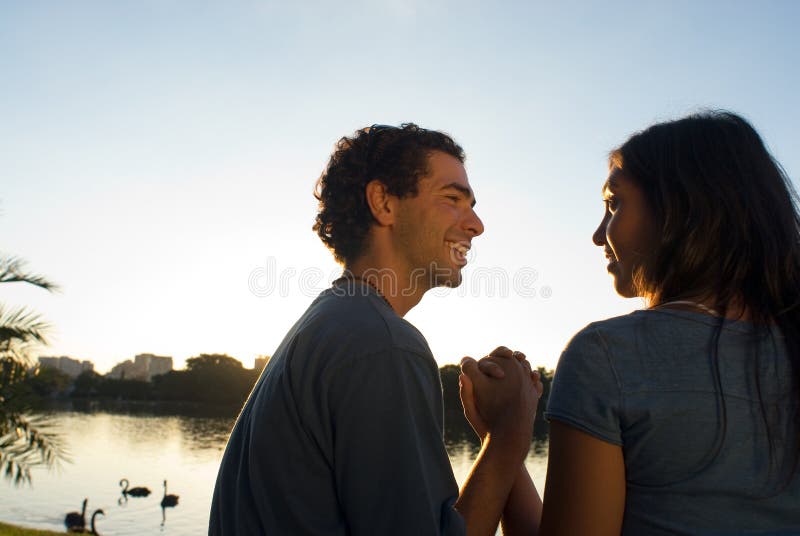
[611,110,800,487]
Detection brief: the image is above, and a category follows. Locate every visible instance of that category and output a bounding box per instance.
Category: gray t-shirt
[209,284,465,535]
[546,309,800,535]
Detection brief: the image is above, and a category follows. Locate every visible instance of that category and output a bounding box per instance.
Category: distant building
[253,356,271,371]
[107,359,143,381]
[107,353,173,381]
[135,353,173,379]
[38,356,94,378]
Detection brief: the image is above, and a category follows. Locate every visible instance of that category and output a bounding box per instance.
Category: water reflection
[0,404,548,535]
[47,399,238,455]
[177,416,233,454]
[60,398,241,419]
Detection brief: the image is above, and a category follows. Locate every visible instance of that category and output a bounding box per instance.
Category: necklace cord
[651,300,721,317]
[333,275,394,312]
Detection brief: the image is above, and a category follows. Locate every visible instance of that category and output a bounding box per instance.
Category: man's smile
[445,240,470,266]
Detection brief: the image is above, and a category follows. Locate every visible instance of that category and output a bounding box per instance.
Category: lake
[0,401,547,535]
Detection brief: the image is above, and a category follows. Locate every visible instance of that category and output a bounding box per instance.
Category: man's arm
[460,350,544,535]
[454,432,535,536]
[456,349,540,536]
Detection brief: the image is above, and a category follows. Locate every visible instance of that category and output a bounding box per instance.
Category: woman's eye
[604,197,619,211]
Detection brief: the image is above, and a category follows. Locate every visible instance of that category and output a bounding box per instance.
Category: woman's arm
[496,420,626,536]
[537,420,625,536]
[500,465,542,536]
[461,358,626,536]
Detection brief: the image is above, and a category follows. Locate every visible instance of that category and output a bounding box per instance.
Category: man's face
[393,151,484,292]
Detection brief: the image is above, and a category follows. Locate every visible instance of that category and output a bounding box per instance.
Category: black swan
[160,479,179,507]
[69,509,104,535]
[64,498,87,530]
[119,478,151,497]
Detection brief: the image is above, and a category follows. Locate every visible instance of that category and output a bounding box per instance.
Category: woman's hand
[459,346,543,451]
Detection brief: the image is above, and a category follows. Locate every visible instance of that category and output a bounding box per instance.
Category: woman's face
[592,167,655,298]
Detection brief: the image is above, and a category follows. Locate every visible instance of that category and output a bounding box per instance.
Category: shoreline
[0,521,66,535]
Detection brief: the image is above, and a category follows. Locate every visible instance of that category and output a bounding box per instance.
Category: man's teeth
[446,241,469,256]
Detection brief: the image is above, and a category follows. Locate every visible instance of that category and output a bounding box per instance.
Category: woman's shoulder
[565,309,718,363]
[582,308,718,339]
[568,310,650,346]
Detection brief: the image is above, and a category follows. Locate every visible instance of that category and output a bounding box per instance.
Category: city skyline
[39,352,174,378]
[38,351,268,376]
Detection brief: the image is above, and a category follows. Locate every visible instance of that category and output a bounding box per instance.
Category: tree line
[18,354,554,442]
[18,354,260,405]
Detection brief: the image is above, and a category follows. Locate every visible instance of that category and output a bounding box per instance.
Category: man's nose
[465,208,485,237]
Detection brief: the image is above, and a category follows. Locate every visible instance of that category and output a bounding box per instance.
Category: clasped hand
[460,346,543,455]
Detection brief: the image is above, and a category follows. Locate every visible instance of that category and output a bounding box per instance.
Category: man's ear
[365,180,396,226]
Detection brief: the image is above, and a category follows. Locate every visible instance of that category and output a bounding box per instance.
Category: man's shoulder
[289,288,433,362]
[258,289,440,417]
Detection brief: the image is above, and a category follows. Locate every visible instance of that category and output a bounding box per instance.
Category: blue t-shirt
[546,309,800,535]
[209,284,465,535]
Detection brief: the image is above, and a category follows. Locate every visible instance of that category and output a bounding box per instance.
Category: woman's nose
[592,216,607,246]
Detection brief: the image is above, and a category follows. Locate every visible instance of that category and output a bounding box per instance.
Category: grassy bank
[0,522,64,535]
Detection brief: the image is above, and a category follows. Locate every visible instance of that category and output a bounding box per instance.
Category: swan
[160,479,179,507]
[119,478,151,497]
[69,509,104,535]
[64,498,87,530]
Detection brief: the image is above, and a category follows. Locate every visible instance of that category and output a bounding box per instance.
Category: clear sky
[2,0,799,373]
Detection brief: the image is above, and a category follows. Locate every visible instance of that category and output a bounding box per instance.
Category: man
[209,124,536,535]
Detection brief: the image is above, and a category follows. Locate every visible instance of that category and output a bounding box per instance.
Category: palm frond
[0,252,65,486]
[0,257,59,292]
[0,413,67,486]
[0,341,40,369]
[0,356,30,391]
[0,305,51,348]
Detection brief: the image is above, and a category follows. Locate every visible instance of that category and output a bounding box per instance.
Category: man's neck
[344,257,428,318]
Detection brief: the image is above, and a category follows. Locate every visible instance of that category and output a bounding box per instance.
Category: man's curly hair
[313,123,465,265]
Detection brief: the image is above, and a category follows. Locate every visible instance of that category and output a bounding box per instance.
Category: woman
[461,111,800,535]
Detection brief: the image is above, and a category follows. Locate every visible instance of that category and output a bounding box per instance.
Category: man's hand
[459,346,542,458]
[459,360,490,440]
[476,348,541,383]
[455,347,545,536]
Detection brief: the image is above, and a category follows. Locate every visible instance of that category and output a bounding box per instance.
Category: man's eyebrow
[441,182,477,207]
